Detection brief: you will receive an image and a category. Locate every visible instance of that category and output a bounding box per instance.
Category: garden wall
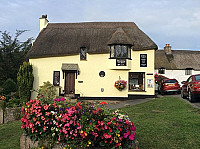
[20,133,139,149]
[0,107,21,124]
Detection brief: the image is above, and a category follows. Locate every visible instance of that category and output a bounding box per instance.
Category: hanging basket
[114,80,127,91]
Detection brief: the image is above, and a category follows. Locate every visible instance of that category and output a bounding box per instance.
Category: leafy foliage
[0,30,33,85]
[38,81,57,101]
[2,78,17,95]
[17,62,34,103]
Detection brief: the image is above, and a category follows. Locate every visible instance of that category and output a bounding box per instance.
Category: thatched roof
[27,22,157,58]
[155,50,200,71]
[107,27,133,45]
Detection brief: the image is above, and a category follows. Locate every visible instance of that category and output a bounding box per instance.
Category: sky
[0,0,200,50]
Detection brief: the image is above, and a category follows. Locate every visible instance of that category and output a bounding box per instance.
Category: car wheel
[181,89,187,99]
[188,90,196,102]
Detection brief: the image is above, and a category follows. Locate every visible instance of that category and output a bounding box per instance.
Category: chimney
[164,44,172,55]
[40,15,48,31]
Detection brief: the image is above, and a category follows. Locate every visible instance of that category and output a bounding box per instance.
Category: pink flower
[21,106,25,112]
[112,117,116,121]
[103,133,111,139]
[45,112,51,116]
[44,104,49,110]
[131,123,136,131]
[92,131,98,138]
[129,133,135,140]
[41,116,45,121]
[21,124,25,129]
[43,126,47,131]
[123,131,130,138]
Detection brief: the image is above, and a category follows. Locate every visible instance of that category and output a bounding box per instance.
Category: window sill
[128,90,146,92]
[109,58,132,60]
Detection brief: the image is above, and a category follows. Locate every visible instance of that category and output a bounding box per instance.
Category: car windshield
[195,75,200,81]
[164,79,177,83]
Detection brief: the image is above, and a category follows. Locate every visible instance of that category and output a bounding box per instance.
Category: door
[64,71,75,95]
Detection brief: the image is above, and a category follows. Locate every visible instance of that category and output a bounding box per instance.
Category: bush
[2,78,17,95]
[21,98,136,148]
[17,62,34,103]
[38,81,57,102]
[6,98,21,108]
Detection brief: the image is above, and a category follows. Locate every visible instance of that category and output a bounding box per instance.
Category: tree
[0,30,33,85]
[17,62,34,102]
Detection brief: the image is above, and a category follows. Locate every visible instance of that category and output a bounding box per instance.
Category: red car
[181,74,200,102]
[159,79,181,95]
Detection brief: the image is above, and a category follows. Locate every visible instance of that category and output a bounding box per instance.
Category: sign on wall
[140,54,147,67]
[147,79,153,88]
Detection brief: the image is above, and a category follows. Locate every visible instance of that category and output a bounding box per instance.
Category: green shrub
[17,62,34,103]
[2,78,17,95]
[38,81,57,102]
[6,98,21,108]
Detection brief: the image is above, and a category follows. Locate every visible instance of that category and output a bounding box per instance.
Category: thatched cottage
[27,15,158,99]
[155,44,200,83]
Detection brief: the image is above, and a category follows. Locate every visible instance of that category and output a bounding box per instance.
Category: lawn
[0,96,200,149]
[121,96,200,149]
[0,120,23,149]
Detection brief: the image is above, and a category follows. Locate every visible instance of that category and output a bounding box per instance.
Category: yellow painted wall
[29,49,155,99]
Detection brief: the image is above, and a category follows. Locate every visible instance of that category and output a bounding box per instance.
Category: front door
[64,71,75,95]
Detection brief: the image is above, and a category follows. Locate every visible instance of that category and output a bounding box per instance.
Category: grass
[0,97,200,149]
[121,96,200,149]
[0,120,23,149]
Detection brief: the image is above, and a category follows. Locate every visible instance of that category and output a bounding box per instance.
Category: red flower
[76,102,82,109]
[103,133,111,139]
[115,143,121,147]
[99,101,107,105]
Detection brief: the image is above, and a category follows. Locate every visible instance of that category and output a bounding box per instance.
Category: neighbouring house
[27,15,158,100]
[155,44,200,84]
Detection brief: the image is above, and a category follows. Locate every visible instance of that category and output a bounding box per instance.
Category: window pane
[110,45,115,58]
[80,47,86,60]
[116,59,126,66]
[129,72,145,91]
[121,45,127,58]
[185,69,192,75]
[158,68,165,74]
[115,45,121,57]
[195,75,200,81]
[53,71,60,86]
[127,46,131,59]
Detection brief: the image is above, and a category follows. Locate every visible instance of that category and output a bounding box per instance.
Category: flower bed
[21,98,136,148]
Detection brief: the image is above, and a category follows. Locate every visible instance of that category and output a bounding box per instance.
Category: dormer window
[110,45,131,59]
[80,47,87,60]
